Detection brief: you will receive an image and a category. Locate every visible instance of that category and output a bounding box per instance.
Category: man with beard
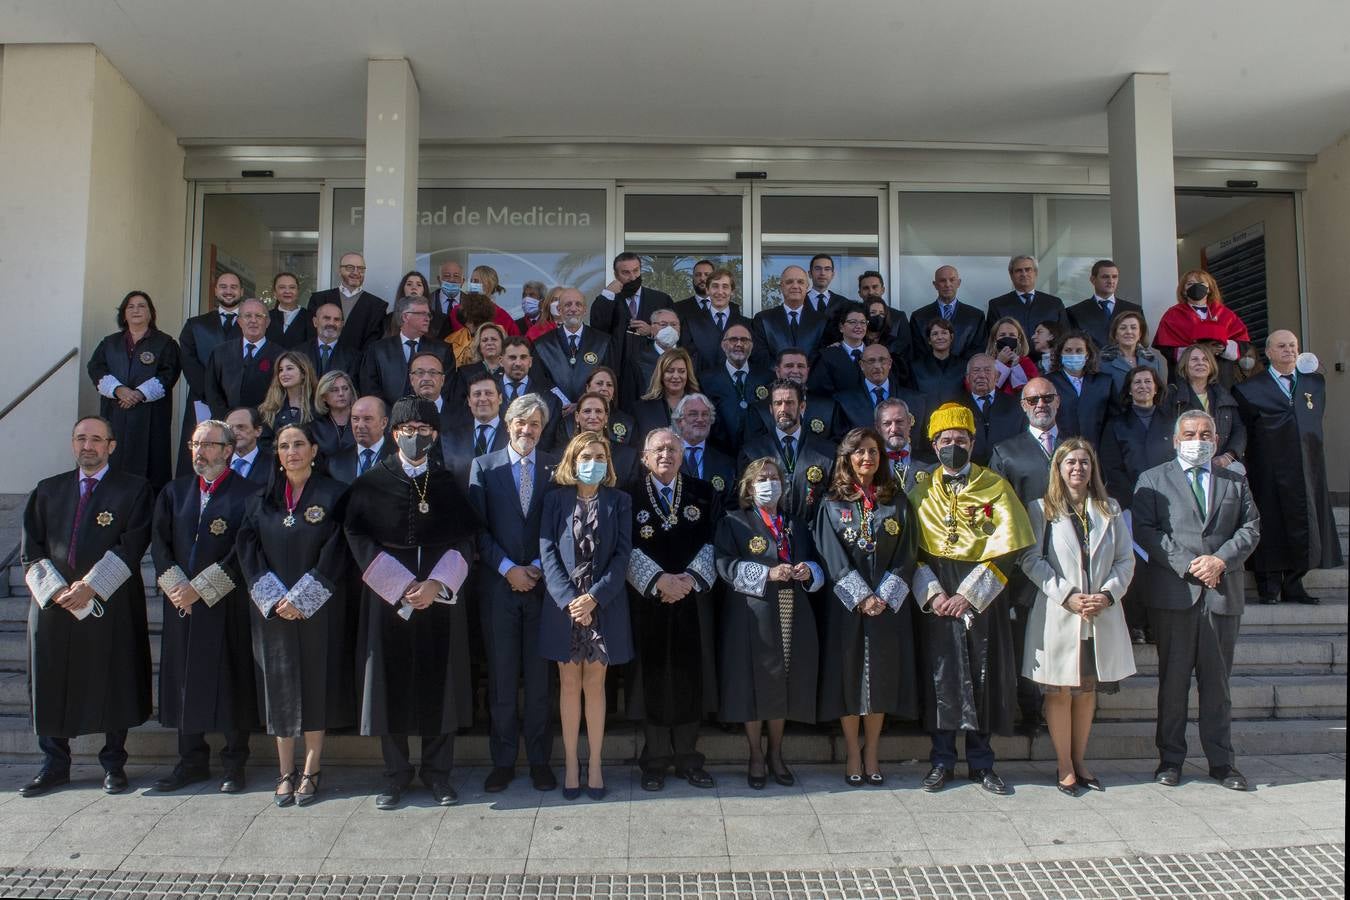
[303,302,359,378]
[344,397,480,810]
[149,419,261,793]
[742,349,843,444]
[307,252,388,355]
[875,398,921,493]
[19,417,154,796]
[672,393,735,511]
[177,271,243,474]
[698,323,770,457]
[673,258,717,321]
[738,379,835,525]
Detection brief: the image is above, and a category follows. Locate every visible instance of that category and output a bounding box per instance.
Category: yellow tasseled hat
[926,402,976,440]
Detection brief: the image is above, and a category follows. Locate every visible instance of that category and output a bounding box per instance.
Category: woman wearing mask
[1170,344,1245,471]
[539,432,633,800]
[1031,321,1064,375]
[526,286,562,343]
[1048,332,1113,448]
[814,428,919,787]
[985,317,1039,396]
[1153,270,1250,388]
[715,457,823,788]
[1020,439,1135,795]
[311,369,357,461]
[448,265,521,337]
[1099,310,1168,404]
[632,348,699,444]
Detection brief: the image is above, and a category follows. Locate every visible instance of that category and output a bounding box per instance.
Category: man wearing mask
[1133,411,1260,790]
[178,271,243,475]
[344,397,480,810]
[359,296,454,407]
[224,407,272,485]
[671,393,735,511]
[431,260,465,340]
[535,289,613,413]
[621,308,692,407]
[591,251,675,341]
[303,302,358,378]
[956,354,1024,465]
[515,281,548,336]
[910,265,987,360]
[743,349,842,444]
[875,398,920,492]
[205,300,284,419]
[673,259,717,321]
[909,404,1034,795]
[985,256,1068,339]
[837,345,930,459]
[858,270,912,363]
[679,267,747,375]
[738,379,835,524]
[149,420,261,794]
[307,252,388,355]
[469,395,560,793]
[751,266,826,368]
[1233,330,1342,605]
[326,396,393,485]
[1066,260,1144,351]
[699,324,770,458]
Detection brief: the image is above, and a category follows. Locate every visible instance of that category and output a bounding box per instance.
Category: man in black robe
[1233,330,1344,604]
[344,397,479,810]
[149,419,261,793]
[627,428,718,791]
[177,271,242,474]
[20,416,153,796]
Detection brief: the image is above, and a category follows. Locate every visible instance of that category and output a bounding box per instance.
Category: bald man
[750,265,828,369]
[1233,330,1343,604]
[910,265,987,360]
[306,252,390,354]
[204,299,286,419]
[533,288,614,409]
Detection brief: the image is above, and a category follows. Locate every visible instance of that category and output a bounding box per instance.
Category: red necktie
[67,476,97,568]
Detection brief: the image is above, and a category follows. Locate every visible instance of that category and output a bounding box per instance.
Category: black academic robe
[807,343,869,395]
[956,393,1025,466]
[150,472,261,734]
[908,352,966,401]
[177,310,239,475]
[680,305,749,376]
[22,470,153,737]
[553,411,636,453]
[814,494,920,720]
[344,456,480,736]
[204,338,285,419]
[742,392,843,444]
[750,304,827,369]
[910,301,987,360]
[312,414,357,462]
[533,326,614,405]
[237,476,354,735]
[1233,371,1344,573]
[307,289,388,355]
[714,509,820,724]
[738,432,835,525]
[626,476,718,726]
[267,307,315,349]
[701,366,772,457]
[87,329,181,492]
[681,447,736,513]
[302,340,360,381]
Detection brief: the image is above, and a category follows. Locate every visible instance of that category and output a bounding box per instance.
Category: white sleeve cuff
[250,571,287,617]
[285,573,332,618]
[732,561,769,597]
[497,558,518,578]
[627,548,664,596]
[551,386,572,407]
[958,562,1008,612]
[157,565,189,595]
[83,550,132,601]
[1222,339,1240,361]
[429,549,469,599]
[913,564,941,611]
[25,560,68,608]
[189,562,236,607]
[685,544,716,592]
[362,551,416,606]
[601,289,616,301]
[877,572,910,612]
[135,378,167,402]
[833,570,871,610]
[96,375,123,398]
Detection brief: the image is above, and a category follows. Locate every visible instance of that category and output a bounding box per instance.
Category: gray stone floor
[0,754,1342,879]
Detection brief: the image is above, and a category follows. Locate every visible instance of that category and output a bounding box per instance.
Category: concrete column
[361,59,420,308]
[1107,73,1179,326]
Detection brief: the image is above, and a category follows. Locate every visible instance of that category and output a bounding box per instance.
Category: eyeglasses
[396,425,434,437]
[409,368,444,378]
[187,440,230,450]
[843,319,868,327]
[339,264,366,273]
[1023,394,1057,405]
[723,336,751,343]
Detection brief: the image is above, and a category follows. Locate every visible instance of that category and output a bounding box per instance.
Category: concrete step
[1132,633,1347,676]
[1096,674,1347,721]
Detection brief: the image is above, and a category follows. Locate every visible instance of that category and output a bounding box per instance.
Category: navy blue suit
[1048,369,1113,449]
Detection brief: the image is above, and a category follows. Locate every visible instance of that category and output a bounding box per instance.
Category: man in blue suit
[468,394,560,794]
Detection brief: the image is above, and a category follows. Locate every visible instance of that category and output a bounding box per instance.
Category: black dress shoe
[845,773,864,788]
[747,766,767,790]
[153,769,209,793]
[921,765,951,793]
[103,769,129,794]
[1056,775,1080,797]
[640,771,665,792]
[1074,769,1104,792]
[1210,766,1249,791]
[1130,627,1147,645]
[375,783,405,810]
[530,765,557,792]
[866,771,885,786]
[427,779,458,806]
[219,772,246,794]
[484,767,514,793]
[19,771,69,798]
[1154,764,1182,787]
[769,761,795,787]
[1290,594,1321,606]
[676,766,715,789]
[1258,595,1281,605]
[971,768,1009,795]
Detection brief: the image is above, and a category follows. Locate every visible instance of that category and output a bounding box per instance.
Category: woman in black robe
[87,291,182,492]
[714,456,823,789]
[814,427,919,787]
[237,422,352,806]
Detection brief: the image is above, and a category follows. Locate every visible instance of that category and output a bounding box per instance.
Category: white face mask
[655,325,680,349]
[1177,439,1216,467]
[549,301,561,318]
[753,479,783,507]
[1296,352,1320,375]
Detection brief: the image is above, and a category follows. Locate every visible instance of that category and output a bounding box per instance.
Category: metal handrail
[0,347,80,422]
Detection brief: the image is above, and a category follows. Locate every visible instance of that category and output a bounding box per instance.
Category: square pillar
[362,59,420,307]
[1107,73,1179,326]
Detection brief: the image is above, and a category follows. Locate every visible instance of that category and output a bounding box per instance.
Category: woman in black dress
[87,291,182,491]
[714,456,823,788]
[311,369,356,461]
[814,427,919,787]
[237,422,352,806]
[909,318,965,399]
[257,351,318,440]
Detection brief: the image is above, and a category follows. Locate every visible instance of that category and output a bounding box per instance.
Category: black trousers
[1255,569,1311,600]
[930,730,994,770]
[1153,603,1239,768]
[177,730,251,775]
[639,721,703,773]
[381,733,455,785]
[482,586,553,768]
[38,731,128,775]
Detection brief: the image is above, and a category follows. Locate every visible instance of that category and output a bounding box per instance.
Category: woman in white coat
[1021,437,1136,796]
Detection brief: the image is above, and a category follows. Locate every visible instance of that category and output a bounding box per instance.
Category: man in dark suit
[808,307,870,395]
[750,266,826,368]
[985,255,1069,338]
[738,379,835,524]
[1133,410,1260,791]
[306,252,388,355]
[679,267,747,376]
[910,265,987,360]
[497,338,564,451]
[441,372,510,488]
[857,270,912,366]
[672,259,716,322]
[326,396,392,485]
[590,251,675,343]
[303,302,359,378]
[700,323,771,458]
[205,300,284,419]
[743,349,842,445]
[837,345,931,462]
[956,354,1025,465]
[875,397,922,493]
[1065,259,1144,350]
[514,280,548,337]
[671,393,735,511]
[807,253,861,348]
[468,393,560,793]
[430,259,464,341]
[223,407,274,485]
[620,308,692,407]
[535,289,614,409]
[177,271,243,475]
[358,296,454,407]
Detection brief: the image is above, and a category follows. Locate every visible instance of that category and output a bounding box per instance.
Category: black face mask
[1185,282,1210,303]
[867,315,888,333]
[995,336,1019,352]
[618,277,642,298]
[938,444,971,471]
[396,432,435,461]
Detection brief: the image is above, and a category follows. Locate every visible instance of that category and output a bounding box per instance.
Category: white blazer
[1020,498,1137,687]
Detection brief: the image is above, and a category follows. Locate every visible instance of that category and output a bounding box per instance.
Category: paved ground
[0,754,1341,882]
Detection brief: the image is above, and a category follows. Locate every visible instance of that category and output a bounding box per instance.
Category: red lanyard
[758,507,792,563]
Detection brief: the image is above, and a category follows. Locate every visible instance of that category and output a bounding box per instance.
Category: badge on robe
[884,518,899,535]
[710,475,725,492]
[611,422,628,440]
[915,470,929,483]
[303,505,325,524]
[748,536,768,554]
[640,525,655,539]
[583,351,599,365]
[1305,392,1314,409]
[806,466,824,484]
[637,510,650,524]
[96,511,114,527]
[209,518,228,536]
[755,385,769,400]
[809,418,826,434]
[139,351,156,365]
[683,505,700,522]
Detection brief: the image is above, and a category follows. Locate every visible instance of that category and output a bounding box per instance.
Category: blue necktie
[358,448,374,475]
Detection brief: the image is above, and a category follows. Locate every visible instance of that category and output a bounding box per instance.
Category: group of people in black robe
[22,249,1339,806]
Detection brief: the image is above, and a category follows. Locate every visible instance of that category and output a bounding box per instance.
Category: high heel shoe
[768,760,794,787]
[274,769,298,807]
[295,771,321,807]
[865,771,885,786]
[747,764,767,790]
[1056,771,1080,796]
[1074,768,1104,792]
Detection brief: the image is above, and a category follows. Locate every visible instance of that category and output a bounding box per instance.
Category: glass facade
[198,193,320,313]
[622,192,744,303]
[760,195,881,309]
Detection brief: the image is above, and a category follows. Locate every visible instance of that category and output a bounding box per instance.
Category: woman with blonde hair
[310,369,356,460]
[1170,343,1245,471]
[1020,437,1135,795]
[539,431,633,800]
[1099,309,1168,399]
[445,294,499,368]
[632,347,699,443]
[984,317,1039,396]
[258,351,318,436]
[1152,269,1250,387]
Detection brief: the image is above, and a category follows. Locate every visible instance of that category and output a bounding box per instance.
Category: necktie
[1040,431,1053,457]
[873,387,885,406]
[815,293,826,311]
[851,348,862,364]
[1281,373,1295,399]
[319,344,332,372]
[942,304,954,321]
[404,339,417,362]
[244,343,256,361]
[1020,293,1033,304]
[781,435,796,471]
[222,313,237,331]
[1188,467,1207,517]
[67,476,97,568]
[231,457,249,477]
[715,311,726,331]
[627,295,639,319]
[685,446,701,475]
[358,448,374,476]
[518,457,533,515]
[507,380,520,401]
[474,424,490,456]
[978,394,991,413]
[1099,299,1112,317]
[787,311,799,345]
[658,486,673,514]
[569,334,580,360]
[733,370,746,402]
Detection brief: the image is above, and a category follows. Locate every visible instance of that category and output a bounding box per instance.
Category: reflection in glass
[623,194,744,303]
[759,195,880,309]
[199,193,319,313]
[1044,197,1112,300]
[897,193,1033,314]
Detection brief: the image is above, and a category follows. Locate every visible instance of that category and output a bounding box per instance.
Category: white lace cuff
[286,573,332,618]
[732,561,769,597]
[96,375,123,399]
[157,565,189,595]
[913,564,941,611]
[25,559,68,608]
[135,378,167,402]
[627,548,664,596]
[959,562,1008,612]
[877,572,910,612]
[363,551,416,606]
[685,544,715,592]
[250,571,287,617]
[83,550,131,601]
[190,563,236,607]
[428,549,469,600]
[833,570,871,610]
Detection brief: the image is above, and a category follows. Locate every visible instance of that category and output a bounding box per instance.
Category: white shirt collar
[562,324,585,339]
[683,440,705,452]
[865,377,888,391]
[775,425,800,443]
[399,454,428,477]
[1177,458,1212,476]
[1093,294,1115,305]
[359,436,385,456]
[1028,423,1058,441]
[474,415,501,430]
[242,336,267,351]
[235,446,259,465]
[725,361,749,378]
[649,472,677,492]
[339,284,361,299]
[841,338,865,351]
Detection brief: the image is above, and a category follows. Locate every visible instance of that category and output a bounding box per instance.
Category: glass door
[619,186,750,305]
[755,188,886,311]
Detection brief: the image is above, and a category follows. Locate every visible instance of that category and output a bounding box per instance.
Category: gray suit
[1132,461,1260,769]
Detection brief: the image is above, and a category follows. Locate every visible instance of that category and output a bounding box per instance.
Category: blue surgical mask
[464,281,484,294]
[522,297,541,316]
[1061,353,1087,372]
[442,281,461,298]
[576,459,608,485]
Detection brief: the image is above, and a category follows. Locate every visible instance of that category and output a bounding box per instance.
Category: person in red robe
[1153,270,1251,387]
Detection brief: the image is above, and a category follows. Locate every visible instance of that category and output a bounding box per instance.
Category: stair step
[1132,634,1347,676]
